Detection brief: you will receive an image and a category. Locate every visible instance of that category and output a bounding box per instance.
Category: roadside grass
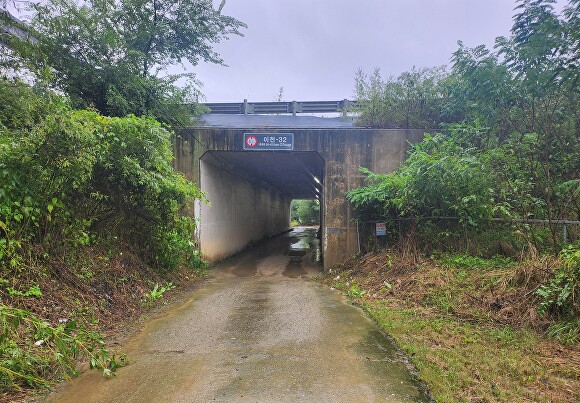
[0,244,207,396]
[364,301,578,402]
[326,251,579,402]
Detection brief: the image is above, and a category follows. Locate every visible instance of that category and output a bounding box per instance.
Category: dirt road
[50,228,428,402]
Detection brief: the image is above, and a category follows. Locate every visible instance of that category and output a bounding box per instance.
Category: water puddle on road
[290,239,310,249]
[284,226,322,278]
[224,226,322,278]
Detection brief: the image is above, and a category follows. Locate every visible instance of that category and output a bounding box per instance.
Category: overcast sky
[193,0,525,102]
[7,0,566,103]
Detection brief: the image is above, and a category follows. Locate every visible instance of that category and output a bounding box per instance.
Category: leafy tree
[349,0,579,251]
[353,66,453,129]
[559,0,580,89]
[494,0,579,242]
[449,43,515,142]
[347,135,495,227]
[23,0,245,124]
[291,200,320,225]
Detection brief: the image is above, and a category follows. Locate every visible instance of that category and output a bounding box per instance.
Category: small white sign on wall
[376,222,386,236]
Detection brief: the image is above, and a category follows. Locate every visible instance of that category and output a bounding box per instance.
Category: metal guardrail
[204,99,359,115]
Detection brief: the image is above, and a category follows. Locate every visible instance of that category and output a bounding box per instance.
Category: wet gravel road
[50,228,427,402]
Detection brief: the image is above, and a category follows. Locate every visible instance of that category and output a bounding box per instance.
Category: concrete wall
[199,157,291,262]
[313,129,424,268]
[173,128,424,268]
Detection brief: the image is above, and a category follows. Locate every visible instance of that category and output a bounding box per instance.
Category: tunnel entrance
[173,121,424,268]
[198,150,324,262]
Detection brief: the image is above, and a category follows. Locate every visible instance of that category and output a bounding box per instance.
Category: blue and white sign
[376,222,386,236]
[243,133,294,151]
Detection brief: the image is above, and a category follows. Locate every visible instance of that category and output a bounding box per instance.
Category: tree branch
[143,0,158,77]
[218,0,226,13]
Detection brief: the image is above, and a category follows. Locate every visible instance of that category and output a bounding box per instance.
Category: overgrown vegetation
[1,0,240,392]
[0,77,207,392]
[0,78,204,272]
[354,66,450,129]
[348,0,579,334]
[537,245,580,343]
[343,1,580,399]
[351,0,579,246]
[327,252,579,402]
[0,305,127,390]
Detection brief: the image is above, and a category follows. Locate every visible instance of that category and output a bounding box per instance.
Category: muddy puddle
[49,227,428,402]
[228,226,321,278]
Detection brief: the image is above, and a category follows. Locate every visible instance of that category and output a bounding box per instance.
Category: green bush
[536,244,580,344]
[0,79,203,272]
[537,245,580,318]
[0,305,125,390]
[353,66,451,129]
[435,253,515,270]
[346,123,578,253]
[346,134,495,230]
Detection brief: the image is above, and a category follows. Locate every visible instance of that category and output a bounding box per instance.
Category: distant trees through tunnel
[290,199,320,226]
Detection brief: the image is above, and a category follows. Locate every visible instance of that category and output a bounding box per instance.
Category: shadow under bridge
[199,150,324,262]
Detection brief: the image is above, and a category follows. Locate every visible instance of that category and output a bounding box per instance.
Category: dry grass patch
[364,302,579,402]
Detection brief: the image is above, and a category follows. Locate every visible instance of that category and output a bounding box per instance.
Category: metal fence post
[356,220,361,254]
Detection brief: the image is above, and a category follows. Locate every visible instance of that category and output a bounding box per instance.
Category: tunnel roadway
[49,228,427,402]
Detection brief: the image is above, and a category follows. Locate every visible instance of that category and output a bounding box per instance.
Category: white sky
[193,0,521,102]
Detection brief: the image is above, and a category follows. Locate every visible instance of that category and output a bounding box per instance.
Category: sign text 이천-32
[243,133,294,151]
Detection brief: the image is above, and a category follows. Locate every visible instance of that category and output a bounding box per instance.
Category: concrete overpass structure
[173,111,423,269]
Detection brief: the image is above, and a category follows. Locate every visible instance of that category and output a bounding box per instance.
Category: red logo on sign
[245,135,258,148]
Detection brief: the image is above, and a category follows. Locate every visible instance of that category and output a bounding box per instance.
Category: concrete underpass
[172,114,424,269]
[199,151,324,262]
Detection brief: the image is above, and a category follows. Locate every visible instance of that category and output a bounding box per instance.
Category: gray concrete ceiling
[202,151,324,199]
